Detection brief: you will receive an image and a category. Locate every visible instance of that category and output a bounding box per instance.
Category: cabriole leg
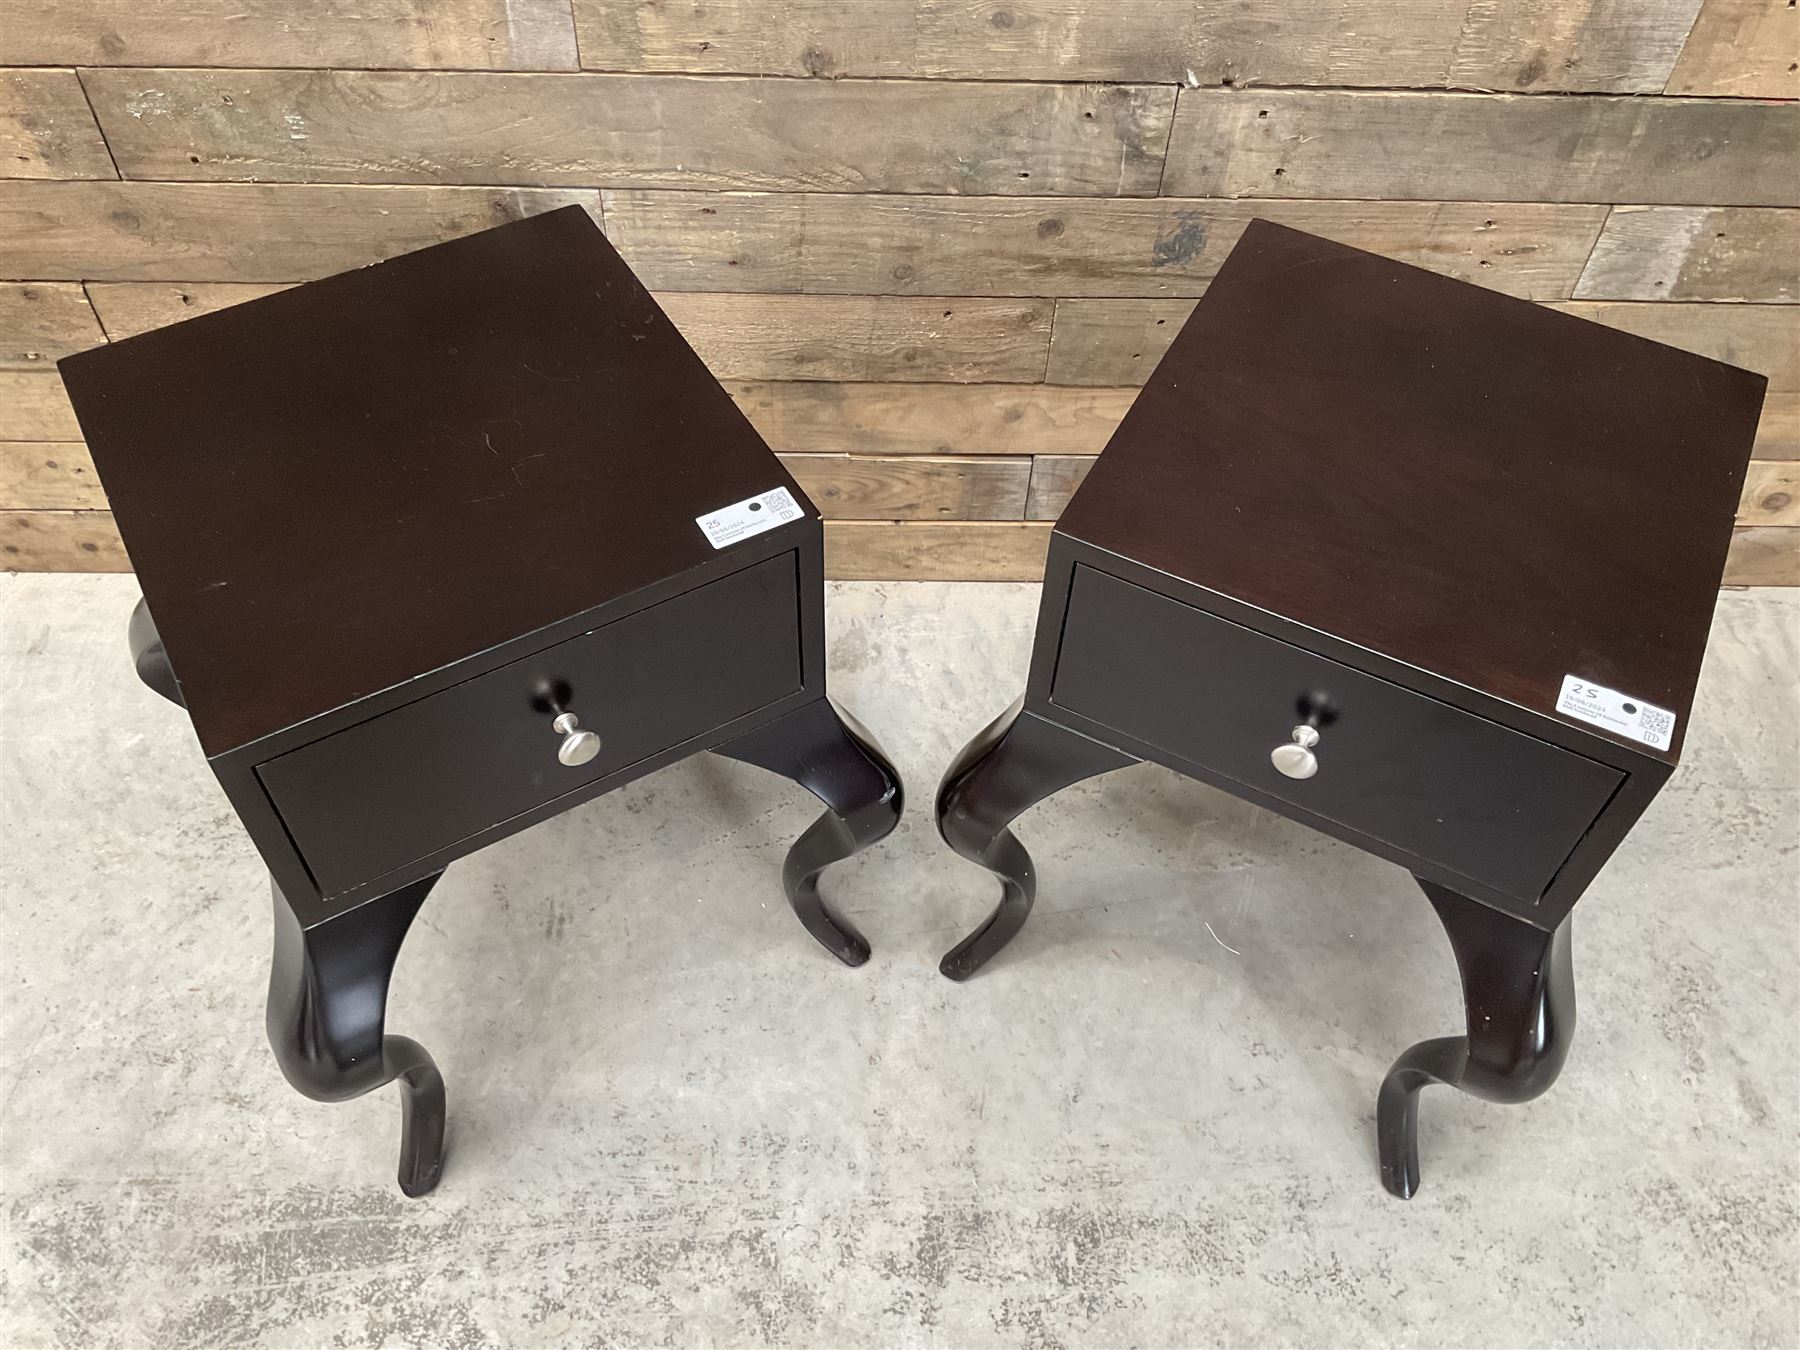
[936,699,1137,981]
[713,698,903,967]
[267,873,446,1196]
[1377,878,1575,1199]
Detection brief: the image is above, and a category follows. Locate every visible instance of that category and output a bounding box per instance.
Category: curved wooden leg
[1378,878,1575,1199]
[713,698,903,967]
[935,698,1138,982]
[267,873,447,1197]
[127,596,184,707]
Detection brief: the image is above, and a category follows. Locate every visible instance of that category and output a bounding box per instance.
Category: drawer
[1050,566,1623,902]
[259,553,802,897]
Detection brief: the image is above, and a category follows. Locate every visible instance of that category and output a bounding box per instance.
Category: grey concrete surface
[1,574,1796,1349]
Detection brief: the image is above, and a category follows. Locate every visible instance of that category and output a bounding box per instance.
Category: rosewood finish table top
[60,205,809,758]
[1058,219,1766,764]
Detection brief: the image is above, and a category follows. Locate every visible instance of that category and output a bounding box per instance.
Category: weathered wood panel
[1045,299,1195,385]
[87,70,1174,198]
[1048,298,1800,459]
[665,295,1052,382]
[0,374,81,441]
[1164,89,1799,207]
[0,1,579,71]
[82,283,1053,381]
[822,520,1052,580]
[602,192,1607,299]
[1724,526,1800,584]
[1666,0,1800,98]
[779,454,1030,519]
[0,510,127,570]
[573,0,1704,93]
[1575,207,1800,302]
[726,381,1137,455]
[1026,455,1097,519]
[0,442,102,509]
[1740,462,1800,526]
[0,283,105,368]
[0,183,598,281]
[1,71,116,181]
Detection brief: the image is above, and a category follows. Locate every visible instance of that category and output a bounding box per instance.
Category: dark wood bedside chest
[936,219,1764,1197]
[59,206,903,1196]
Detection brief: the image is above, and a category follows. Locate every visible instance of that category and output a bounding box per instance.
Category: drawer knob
[1271,724,1320,780]
[552,711,601,767]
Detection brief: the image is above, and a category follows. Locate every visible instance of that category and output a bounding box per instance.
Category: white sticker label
[1556,675,1677,749]
[695,487,803,550]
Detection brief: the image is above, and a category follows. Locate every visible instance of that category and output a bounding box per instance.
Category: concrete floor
[1,574,1795,1348]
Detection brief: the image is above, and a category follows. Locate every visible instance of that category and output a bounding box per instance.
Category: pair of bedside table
[64,211,1759,1200]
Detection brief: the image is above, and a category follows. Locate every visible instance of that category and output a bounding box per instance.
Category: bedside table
[936,220,1763,1197]
[60,207,903,1196]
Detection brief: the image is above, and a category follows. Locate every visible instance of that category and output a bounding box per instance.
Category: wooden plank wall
[1,2,1796,584]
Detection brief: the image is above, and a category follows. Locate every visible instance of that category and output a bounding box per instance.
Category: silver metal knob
[1270,724,1320,780]
[552,711,600,767]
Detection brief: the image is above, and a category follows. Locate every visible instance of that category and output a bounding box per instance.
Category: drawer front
[260,553,802,897]
[1050,566,1622,902]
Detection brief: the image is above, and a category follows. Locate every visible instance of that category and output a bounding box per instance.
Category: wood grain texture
[1666,0,1800,97]
[1740,462,1800,526]
[573,0,1704,92]
[87,69,1174,197]
[1050,298,1800,458]
[779,453,1030,519]
[1026,455,1097,519]
[1575,207,1800,301]
[0,182,598,281]
[81,282,1052,381]
[1,70,116,180]
[0,0,579,71]
[821,520,1052,580]
[0,283,105,368]
[0,510,127,570]
[0,442,102,508]
[0,373,81,440]
[601,192,1607,299]
[1164,89,1799,206]
[726,381,1137,455]
[660,294,1052,381]
[1724,526,1800,584]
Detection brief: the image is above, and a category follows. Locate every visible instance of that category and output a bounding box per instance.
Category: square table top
[1057,219,1766,761]
[60,206,810,757]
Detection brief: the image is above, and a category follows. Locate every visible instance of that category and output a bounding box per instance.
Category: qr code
[1638,706,1674,743]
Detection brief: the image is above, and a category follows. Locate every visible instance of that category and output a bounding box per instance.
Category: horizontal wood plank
[1045,299,1195,385]
[0,283,105,368]
[726,381,1137,455]
[1,70,116,181]
[779,454,1030,519]
[1666,0,1800,98]
[1723,526,1800,585]
[1026,455,1096,519]
[822,520,1052,580]
[0,183,598,281]
[1164,89,1799,207]
[0,510,127,570]
[0,0,579,70]
[88,70,1174,198]
[0,373,81,440]
[81,283,1053,381]
[0,442,102,508]
[1740,462,1800,527]
[1575,207,1800,302]
[573,0,1703,93]
[602,192,1607,299]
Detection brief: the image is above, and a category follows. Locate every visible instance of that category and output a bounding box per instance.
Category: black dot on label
[1621,702,1637,714]
[748,501,762,512]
